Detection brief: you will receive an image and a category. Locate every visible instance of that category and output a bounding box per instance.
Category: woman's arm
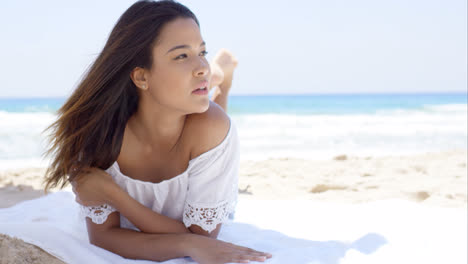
[72,168,221,237]
[106,182,223,238]
[87,212,190,261]
[105,182,191,234]
[87,211,271,263]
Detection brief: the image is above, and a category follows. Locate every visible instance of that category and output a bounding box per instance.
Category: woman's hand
[186,234,272,264]
[70,167,116,207]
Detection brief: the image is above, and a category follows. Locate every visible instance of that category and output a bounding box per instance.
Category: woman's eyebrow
[166,41,206,54]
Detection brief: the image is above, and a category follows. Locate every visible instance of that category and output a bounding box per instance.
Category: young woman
[42,0,272,263]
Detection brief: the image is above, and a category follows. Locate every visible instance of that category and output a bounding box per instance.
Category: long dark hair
[42,0,199,192]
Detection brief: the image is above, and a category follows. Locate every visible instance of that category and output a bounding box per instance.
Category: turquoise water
[229,93,467,115]
[1,92,466,115]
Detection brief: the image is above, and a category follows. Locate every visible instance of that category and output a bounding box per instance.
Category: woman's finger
[234,246,272,258]
[247,254,267,261]
[231,256,250,263]
[232,244,259,253]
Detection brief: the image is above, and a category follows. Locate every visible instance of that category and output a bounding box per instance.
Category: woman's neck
[128,99,187,153]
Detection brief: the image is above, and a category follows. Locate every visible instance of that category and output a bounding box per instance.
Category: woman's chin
[189,99,210,114]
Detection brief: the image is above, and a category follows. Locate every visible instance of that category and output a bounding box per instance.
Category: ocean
[0,93,466,170]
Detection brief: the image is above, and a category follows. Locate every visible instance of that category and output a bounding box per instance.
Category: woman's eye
[174,51,208,60]
[174,54,187,60]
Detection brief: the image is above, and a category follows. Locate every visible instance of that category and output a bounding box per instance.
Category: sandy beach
[0,149,467,263]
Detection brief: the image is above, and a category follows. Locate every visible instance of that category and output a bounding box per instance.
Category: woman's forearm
[93,226,194,262]
[105,183,191,235]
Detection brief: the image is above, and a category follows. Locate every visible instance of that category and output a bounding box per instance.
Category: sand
[0,149,466,263]
[237,150,467,208]
[0,234,64,264]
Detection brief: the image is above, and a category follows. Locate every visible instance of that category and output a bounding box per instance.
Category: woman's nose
[194,58,209,77]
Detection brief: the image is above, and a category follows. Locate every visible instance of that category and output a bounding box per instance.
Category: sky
[0,0,466,97]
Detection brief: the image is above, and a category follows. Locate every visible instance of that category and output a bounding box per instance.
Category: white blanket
[0,191,466,264]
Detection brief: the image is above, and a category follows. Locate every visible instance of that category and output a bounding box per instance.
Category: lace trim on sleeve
[183,198,237,233]
[79,203,118,224]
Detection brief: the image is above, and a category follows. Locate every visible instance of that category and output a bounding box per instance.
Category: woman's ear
[130,67,149,91]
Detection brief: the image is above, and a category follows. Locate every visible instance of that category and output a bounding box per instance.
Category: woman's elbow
[87,228,117,252]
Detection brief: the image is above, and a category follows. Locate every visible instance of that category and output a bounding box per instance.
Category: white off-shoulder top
[79,117,240,233]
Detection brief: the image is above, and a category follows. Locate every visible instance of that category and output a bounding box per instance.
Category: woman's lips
[192,80,209,95]
[194,80,209,90]
[192,87,208,95]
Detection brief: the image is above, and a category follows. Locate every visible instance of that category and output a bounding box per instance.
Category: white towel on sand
[0,191,466,264]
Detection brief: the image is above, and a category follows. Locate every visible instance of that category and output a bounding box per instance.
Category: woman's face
[144,17,211,114]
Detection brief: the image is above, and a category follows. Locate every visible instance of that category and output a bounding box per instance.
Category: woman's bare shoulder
[185,101,231,160]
